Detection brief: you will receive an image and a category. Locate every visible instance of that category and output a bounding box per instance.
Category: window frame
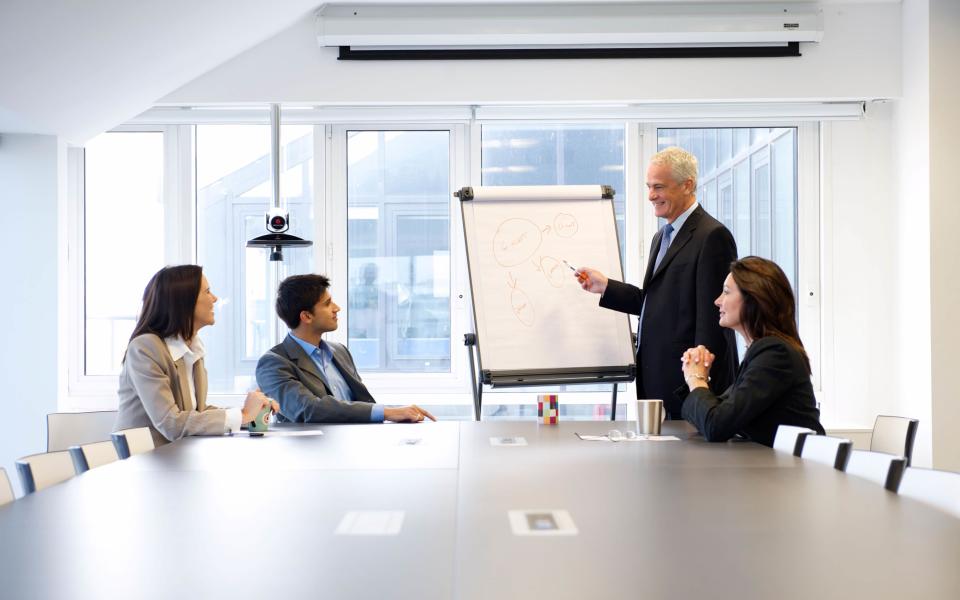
[644,122,822,391]
[64,111,822,414]
[66,125,193,408]
[328,123,473,401]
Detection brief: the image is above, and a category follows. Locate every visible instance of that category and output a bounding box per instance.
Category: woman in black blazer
[679,256,824,447]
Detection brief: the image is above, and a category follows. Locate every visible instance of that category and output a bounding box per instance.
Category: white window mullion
[797,122,822,391]
[67,127,174,406]
[449,123,473,398]
[164,124,195,264]
[327,125,350,346]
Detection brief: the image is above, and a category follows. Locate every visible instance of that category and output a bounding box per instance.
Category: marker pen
[562,259,589,283]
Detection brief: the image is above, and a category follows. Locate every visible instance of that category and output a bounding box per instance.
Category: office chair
[800,434,853,470]
[47,410,118,452]
[843,449,906,492]
[69,440,120,474]
[0,467,14,506]
[773,425,815,456]
[15,450,76,495]
[111,427,156,459]
[870,415,919,466]
[897,467,960,518]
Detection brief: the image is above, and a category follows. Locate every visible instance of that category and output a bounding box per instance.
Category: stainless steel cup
[636,399,664,435]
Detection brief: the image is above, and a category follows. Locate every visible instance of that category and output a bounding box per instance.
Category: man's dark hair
[130,265,203,342]
[276,274,331,329]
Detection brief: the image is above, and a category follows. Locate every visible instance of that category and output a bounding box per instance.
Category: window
[196,124,315,394]
[478,123,629,411]
[481,124,627,266]
[83,131,165,376]
[656,127,811,373]
[345,130,452,373]
[68,110,817,414]
[657,127,798,289]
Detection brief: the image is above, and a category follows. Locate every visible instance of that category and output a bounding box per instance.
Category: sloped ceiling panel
[0,0,319,143]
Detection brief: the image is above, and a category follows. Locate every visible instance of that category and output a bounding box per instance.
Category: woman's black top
[680,336,825,447]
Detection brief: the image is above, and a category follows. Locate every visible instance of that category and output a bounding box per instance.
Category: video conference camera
[265,207,289,233]
[246,207,312,262]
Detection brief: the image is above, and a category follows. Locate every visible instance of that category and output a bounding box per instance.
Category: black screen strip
[338,42,801,61]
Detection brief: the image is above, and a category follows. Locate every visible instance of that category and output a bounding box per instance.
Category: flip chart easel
[458,185,636,420]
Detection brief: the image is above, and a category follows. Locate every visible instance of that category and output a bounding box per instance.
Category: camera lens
[270,216,286,228]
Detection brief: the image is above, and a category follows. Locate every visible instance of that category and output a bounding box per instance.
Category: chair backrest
[69,441,120,474]
[800,435,853,470]
[111,427,155,459]
[844,449,906,492]
[773,425,815,456]
[0,467,14,506]
[15,451,76,494]
[897,467,960,518]
[871,415,919,466]
[47,410,118,452]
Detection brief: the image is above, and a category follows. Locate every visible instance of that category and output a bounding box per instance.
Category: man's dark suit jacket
[600,205,738,418]
[680,336,824,447]
[256,334,377,423]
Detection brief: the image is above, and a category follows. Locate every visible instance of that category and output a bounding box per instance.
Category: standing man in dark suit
[577,147,737,419]
[256,274,435,423]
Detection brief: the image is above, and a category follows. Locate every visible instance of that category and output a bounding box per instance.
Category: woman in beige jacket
[114,265,277,446]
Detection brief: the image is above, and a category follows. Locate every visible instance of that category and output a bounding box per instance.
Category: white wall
[928,0,960,471]
[889,0,960,470]
[163,4,901,105]
[820,104,900,430]
[0,134,64,495]
[893,0,932,467]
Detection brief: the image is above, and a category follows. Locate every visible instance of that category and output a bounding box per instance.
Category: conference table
[1,420,958,599]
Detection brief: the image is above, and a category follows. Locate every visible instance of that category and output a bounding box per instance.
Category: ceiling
[0,0,320,143]
[0,0,897,144]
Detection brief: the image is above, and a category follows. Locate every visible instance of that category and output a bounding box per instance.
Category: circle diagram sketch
[493,218,543,267]
[538,256,567,288]
[507,272,535,327]
[553,213,579,238]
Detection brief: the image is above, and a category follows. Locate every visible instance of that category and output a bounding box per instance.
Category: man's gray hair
[650,146,698,188]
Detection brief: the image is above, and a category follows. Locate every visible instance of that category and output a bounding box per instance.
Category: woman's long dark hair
[129,265,203,342]
[729,256,810,374]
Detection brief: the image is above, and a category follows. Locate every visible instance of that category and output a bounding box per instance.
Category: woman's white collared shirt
[165,335,205,411]
[162,336,240,433]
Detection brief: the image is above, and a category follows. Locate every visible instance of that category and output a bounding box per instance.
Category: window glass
[718,172,734,230]
[753,157,772,258]
[772,129,798,289]
[657,128,797,288]
[84,131,165,375]
[734,160,751,254]
[734,128,750,155]
[347,131,451,373]
[481,124,626,266]
[703,129,717,177]
[196,124,315,393]
[718,128,733,167]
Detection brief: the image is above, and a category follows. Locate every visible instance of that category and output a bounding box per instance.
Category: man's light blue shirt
[666,201,698,241]
[290,333,384,422]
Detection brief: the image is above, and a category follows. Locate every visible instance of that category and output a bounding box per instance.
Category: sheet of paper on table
[575,433,680,442]
[258,429,325,437]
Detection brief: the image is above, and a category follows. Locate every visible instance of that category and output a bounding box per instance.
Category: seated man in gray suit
[256,274,435,423]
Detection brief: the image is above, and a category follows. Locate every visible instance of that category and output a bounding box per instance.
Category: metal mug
[635,399,665,436]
